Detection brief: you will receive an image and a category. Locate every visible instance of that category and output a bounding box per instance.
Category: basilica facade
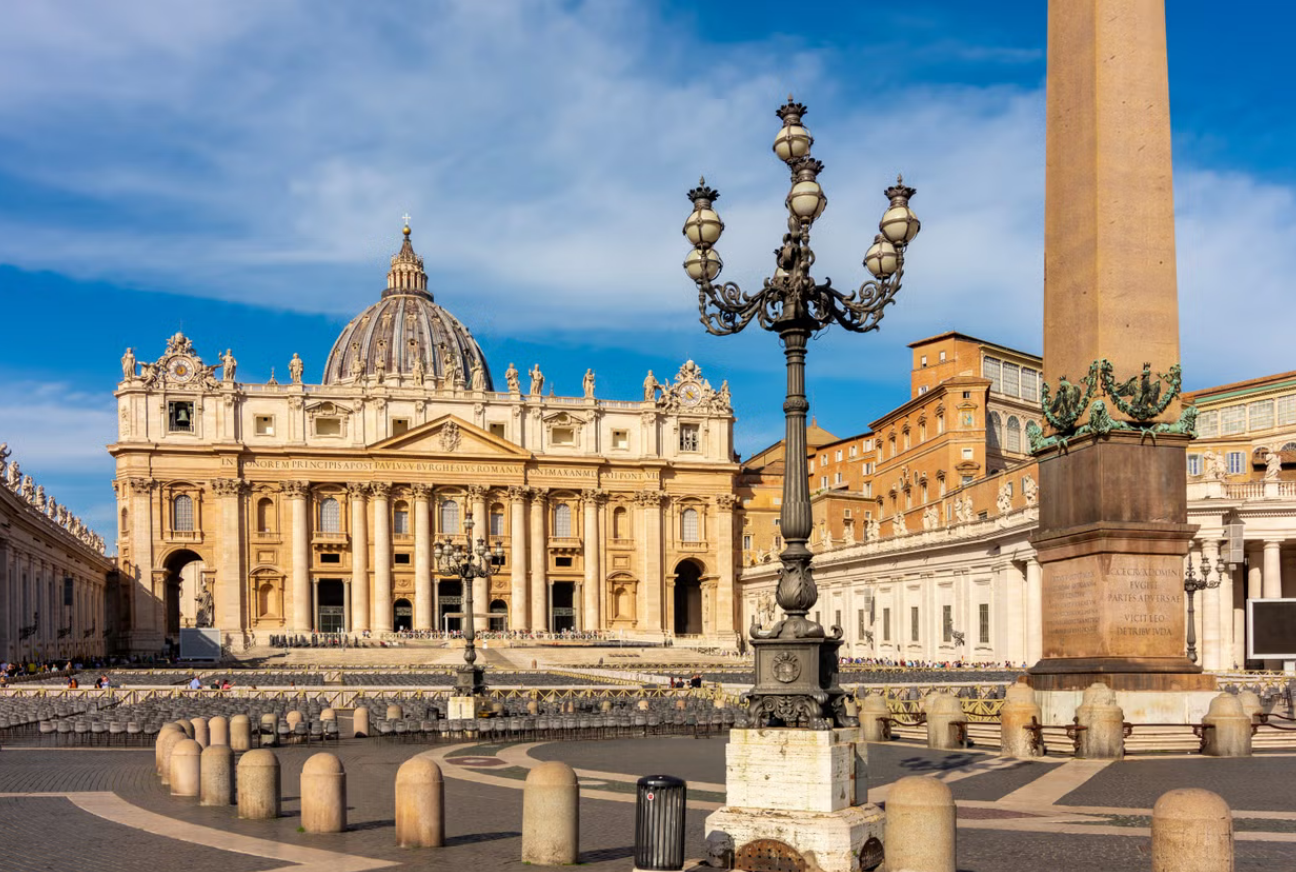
[110,226,739,652]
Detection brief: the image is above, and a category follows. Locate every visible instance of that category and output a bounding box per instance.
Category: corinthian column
[639,490,665,631]
[582,489,605,631]
[508,487,529,630]
[529,490,547,632]
[1201,538,1222,672]
[126,477,158,645]
[285,481,311,633]
[714,494,738,635]
[210,478,247,639]
[371,482,393,632]
[469,485,489,630]
[347,482,370,632]
[412,484,432,631]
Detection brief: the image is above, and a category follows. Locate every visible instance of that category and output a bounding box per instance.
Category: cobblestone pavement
[3,739,1296,871]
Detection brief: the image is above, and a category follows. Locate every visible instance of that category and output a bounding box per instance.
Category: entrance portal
[489,599,508,631]
[317,579,346,633]
[673,560,703,635]
[437,579,462,633]
[163,549,205,637]
[393,598,413,632]
[551,582,576,633]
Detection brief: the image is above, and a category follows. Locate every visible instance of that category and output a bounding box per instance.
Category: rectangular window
[489,422,506,439]
[1021,368,1039,403]
[612,429,629,450]
[920,355,928,367]
[1249,400,1275,432]
[1227,451,1246,475]
[254,415,275,436]
[937,416,945,434]
[679,424,699,452]
[391,418,411,437]
[961,475,974,486]
[315,417,342,436]
[942,604,953,643]
[773,518,781,527]
[168,401,195,433]
[490,511,504,537]
[820,476,828,489]
[979,603,990,644]
[919,385,929,394]
[320,553,341,564]
[772,535,781,548]
[983,356,1002,393]
[834,472,843,485]
[743,534,752,550]
[552,427,575,446]
[1002,362,1021,398]
[849,445,858,457]
[858,609,866,637]
[1278,395,1296,426]
[962,447,974,460]
[555,556,573,568]
[821,455,828,467]
[1187,453,1202,476]
[863,482,872,497]
[836,450,843,462]
[1197,410,1219,438]
[939,351,947,362]
[883,607,891,642]
[394,553,410,565]
[910,606,920,642]
[1220,404,1246,435]
[393,508,409,535]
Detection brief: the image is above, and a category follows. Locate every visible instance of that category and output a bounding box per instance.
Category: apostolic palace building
[108,225,740,652]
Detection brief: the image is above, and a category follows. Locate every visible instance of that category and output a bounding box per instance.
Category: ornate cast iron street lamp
[434,513,504,696]
[1183,554,1225,665]
[683,96,921,728]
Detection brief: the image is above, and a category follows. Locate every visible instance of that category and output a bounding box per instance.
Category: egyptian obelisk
[1030,0,1210,692]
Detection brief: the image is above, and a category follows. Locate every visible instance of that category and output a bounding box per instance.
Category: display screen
[1249,600,1296,658]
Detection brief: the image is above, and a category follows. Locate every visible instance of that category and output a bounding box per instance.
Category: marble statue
[643,370,659,401]
[922,505,937,530]
[221,349,237,382]
[349,342,363,378]
[1203,450,1225,481]
[893,511,907,535]
[46,496,57,518]
[375,351,387,383]
[121,348,136,380]
[289,353,304,385]
[717,380,731,410]
[1266,447,1283,481]
[1022,474,1038,507]
[34,485,46,511]
[529,364,544,396]
[6,460,20,491]
[583,368,596,399]
[471,359,485,392]
[997,482,1012,516]
[21,475,35,502]
[195,582,214,629]
[505,362,520,393]
[412,350,425,386]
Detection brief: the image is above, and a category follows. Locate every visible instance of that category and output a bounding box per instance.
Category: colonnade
[0,537,110,663]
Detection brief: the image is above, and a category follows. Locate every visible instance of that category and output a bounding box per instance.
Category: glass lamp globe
[684,247,723,282]
[864,235,899,278]
[787,180,827,221]
[773,123,813,163]
[880,202,920,244]
[683,207,724,246]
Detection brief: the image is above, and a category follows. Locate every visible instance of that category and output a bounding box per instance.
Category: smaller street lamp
[434,513,505,696]
[1183,555,1226,665]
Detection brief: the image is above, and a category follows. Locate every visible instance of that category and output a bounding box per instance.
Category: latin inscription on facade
[1042,554,1185,659]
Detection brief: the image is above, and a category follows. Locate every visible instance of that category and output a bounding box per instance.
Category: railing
[1225,482,1266,499]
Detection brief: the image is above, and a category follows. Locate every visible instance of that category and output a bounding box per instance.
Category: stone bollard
[637,699,650,712]
[884,775,956,872]
[208,715,229,747]
[176,718,195,738]
[200,745,235,806]
[600,700,613,713]
[1202,693,1252,758]
[522,761,579,865]
[1000,678,1043,759]
[395,755,445,848]
[320,708,336,721]
[286,710,304,730]
[858,694,891,743]
[926,693,965,751]
[354,706,371,738]
[1152,788,1233,872]
[156,723,184,777]
[229,714,252,751]
[191,716,210,748]
[260,713,278,745]
[526,700,540,716]
[386,704,403,721]
[675,698,687,711]
[237,749,281,819]
[169,738,202,797]
[301,752,348,833]
[1236,690,1262,724]
[1075,682,1125,760]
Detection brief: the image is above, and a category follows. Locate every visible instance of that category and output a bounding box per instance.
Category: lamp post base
[745,636,856,729]
[455,664,486,697]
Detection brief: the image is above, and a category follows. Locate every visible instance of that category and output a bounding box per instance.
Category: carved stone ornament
[210,478,248,498]
[439,421,463,452]
[635,489,667,507]
[715,493,739,511]
[369,481,392,500]
[466,484,487,500]
[345,481,370,499]
[281,480,311,498]
[771,651,801,683]
[582,488,608,505]
[734,839,806,872]
[410,482,433,500]
[506,485,531,502]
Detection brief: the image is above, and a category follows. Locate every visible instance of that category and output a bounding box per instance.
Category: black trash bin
[635,774,687,870]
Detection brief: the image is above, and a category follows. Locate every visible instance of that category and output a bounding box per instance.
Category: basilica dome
[322,226,493,389]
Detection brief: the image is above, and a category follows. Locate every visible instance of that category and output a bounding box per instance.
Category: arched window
[554,503,573,537]
[1005,416,1021,454]
[988,412,1002,449]
[173,495,194,532]
[613,506,629,539]
[119,507,128,532]
[440,499,460,535]
[1283,442,1296,453]
[320,498,341,533]
[393,500,410,535]
[256,497,274,533]
[490,503,505,537]
[681,508,700,542]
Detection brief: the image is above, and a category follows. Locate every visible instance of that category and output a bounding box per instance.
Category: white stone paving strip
[996,758,1115,807]
[0,792,397,872]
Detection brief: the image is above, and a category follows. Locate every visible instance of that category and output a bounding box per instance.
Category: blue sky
[3,1,1296,544]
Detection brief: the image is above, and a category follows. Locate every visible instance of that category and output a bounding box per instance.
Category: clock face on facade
[680,381,703,406]
[168,357,196,383]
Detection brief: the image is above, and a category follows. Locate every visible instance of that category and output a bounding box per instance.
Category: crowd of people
[838,656,1029,670]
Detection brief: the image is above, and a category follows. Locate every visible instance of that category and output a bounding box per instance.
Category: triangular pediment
[369,414,530,457]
